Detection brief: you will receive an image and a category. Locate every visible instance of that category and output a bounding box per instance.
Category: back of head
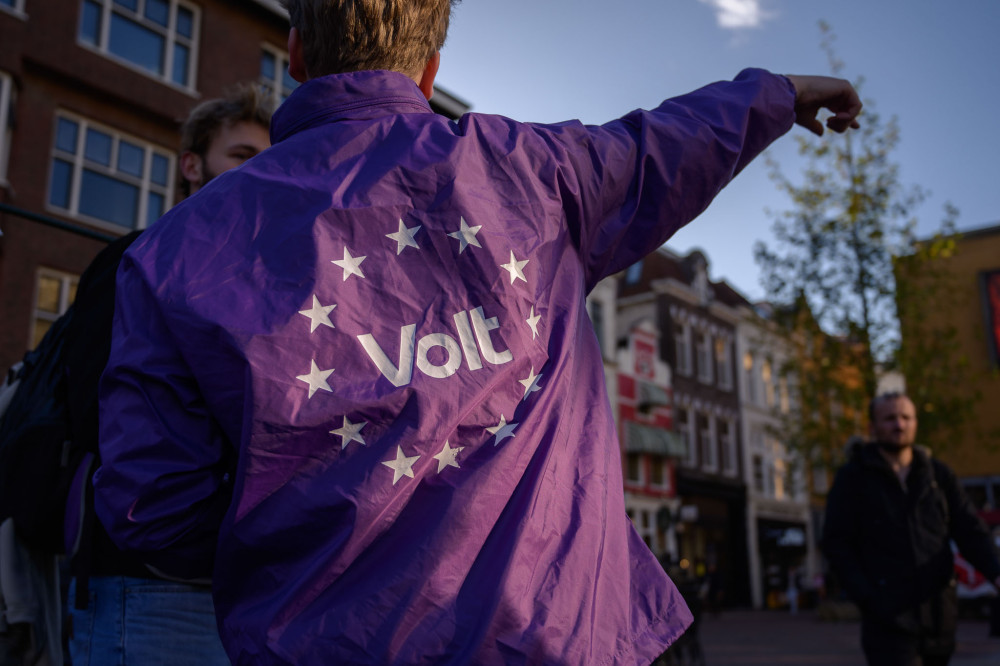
[179,84,274,195]
[283,0,457,79]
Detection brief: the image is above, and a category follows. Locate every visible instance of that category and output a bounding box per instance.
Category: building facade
[619,247,751,605]
[736,305,814,610]
[0,0,467,370]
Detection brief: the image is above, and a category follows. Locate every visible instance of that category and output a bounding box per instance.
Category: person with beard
[63,85,271,665]
[822,392,1000,666]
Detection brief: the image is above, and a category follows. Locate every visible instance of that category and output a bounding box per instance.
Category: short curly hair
[179,84,273,195]
[282,0,459,79]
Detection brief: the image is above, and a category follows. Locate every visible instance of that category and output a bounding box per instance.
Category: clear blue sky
[435,0,1000,300]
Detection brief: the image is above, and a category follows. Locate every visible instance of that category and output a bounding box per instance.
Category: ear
[288,26,308,83]
[179,151,203,191]
[417,52,440,101]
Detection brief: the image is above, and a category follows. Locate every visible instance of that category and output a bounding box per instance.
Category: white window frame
[0,71,12,186]
[715,337,733,390]
[30,268,79,348]
[696,331,713,384]
[674,322,692,376]
[78,0,200,91]
[47,111,175,232]
[0,0,26,17]
[260,42,298,107]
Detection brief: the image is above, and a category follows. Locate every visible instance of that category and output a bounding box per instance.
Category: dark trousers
[861,619,954,666]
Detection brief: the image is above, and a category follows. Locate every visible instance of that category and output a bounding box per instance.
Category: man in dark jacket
[822,392,1000,666]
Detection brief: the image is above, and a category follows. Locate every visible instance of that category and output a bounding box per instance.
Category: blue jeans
[68,576,230,665]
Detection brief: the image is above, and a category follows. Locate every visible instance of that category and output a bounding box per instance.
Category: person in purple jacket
[93,1,861,663]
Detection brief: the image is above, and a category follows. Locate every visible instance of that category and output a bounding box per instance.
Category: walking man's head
[868,392,918,451]
[179,85,273,196]
[281,0,458,99]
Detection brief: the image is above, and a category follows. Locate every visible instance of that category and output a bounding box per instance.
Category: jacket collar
[270,70,433,144]
[857,441,933,478]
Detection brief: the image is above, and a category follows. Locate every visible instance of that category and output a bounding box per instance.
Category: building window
[715,338,732,390]
[676,406,695,467]
[0,0,25,15]
[752,454,765,494]
[624,260,643,285]
[779,374,790,413]
[719,419,736,475]
[773,455,786,500]
[79,0,199,89]
[650,455,667,488]
[48,113,174,230]
[762,359,775,407]
[743,352,757,404]
[695,332,713,384]
[32,269,79,349]
[698,412,716,471]
[0,71,12,185]
[674,322,692,376]
[587,298,606,358]
[260,44,299,106]
[625,452,642,484]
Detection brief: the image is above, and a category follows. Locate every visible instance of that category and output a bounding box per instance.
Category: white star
[447,216,482,254]
[382,446,420,485]
[485,414,518,446]
[433,440,464,473]
[298,295,336,333]
[386,219,421,255]
[519,367,543,401]
[330,416,366,449]
[500,250,529,284]
[296,359,334,399]
[331,247,366,281]
[526,305,541,339]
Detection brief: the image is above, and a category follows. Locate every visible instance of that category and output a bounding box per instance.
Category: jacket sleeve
[529,68,796,289]
[93,248,235,581]
[821,463,875,607]
[939,461,1000,582]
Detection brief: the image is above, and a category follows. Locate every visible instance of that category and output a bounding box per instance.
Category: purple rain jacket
[95,68,795,664]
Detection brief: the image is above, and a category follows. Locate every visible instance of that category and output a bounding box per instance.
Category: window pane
[109,13,165,75]
[114,0,138,10]
[79,169,139,227]
[145,0,169,26]
[84,128,112,165]
[49,159,73,208]
[68,281,78,305]
[36,276,61,313]
[146,191,164,227]
[172,43,189,86]
[260,50,276,81]
[33,320,53,350]
[117,140,144,177]
[176,6,194,38]
[282,66,298,96]
[151,153,169,185]
[80,0,102,45]
[55,118,79,153]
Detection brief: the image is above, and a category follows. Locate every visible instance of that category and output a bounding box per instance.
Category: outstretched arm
[784,75,862,136]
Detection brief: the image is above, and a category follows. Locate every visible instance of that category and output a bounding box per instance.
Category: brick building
[618,247,751,606]
[0,0,467,371]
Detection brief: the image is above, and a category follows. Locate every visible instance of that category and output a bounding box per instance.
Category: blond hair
[282,0,457,79]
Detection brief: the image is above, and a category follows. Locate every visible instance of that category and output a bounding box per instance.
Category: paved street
[686,609,1000,665]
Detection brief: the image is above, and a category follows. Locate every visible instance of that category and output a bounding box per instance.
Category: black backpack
[0,305,85,555]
